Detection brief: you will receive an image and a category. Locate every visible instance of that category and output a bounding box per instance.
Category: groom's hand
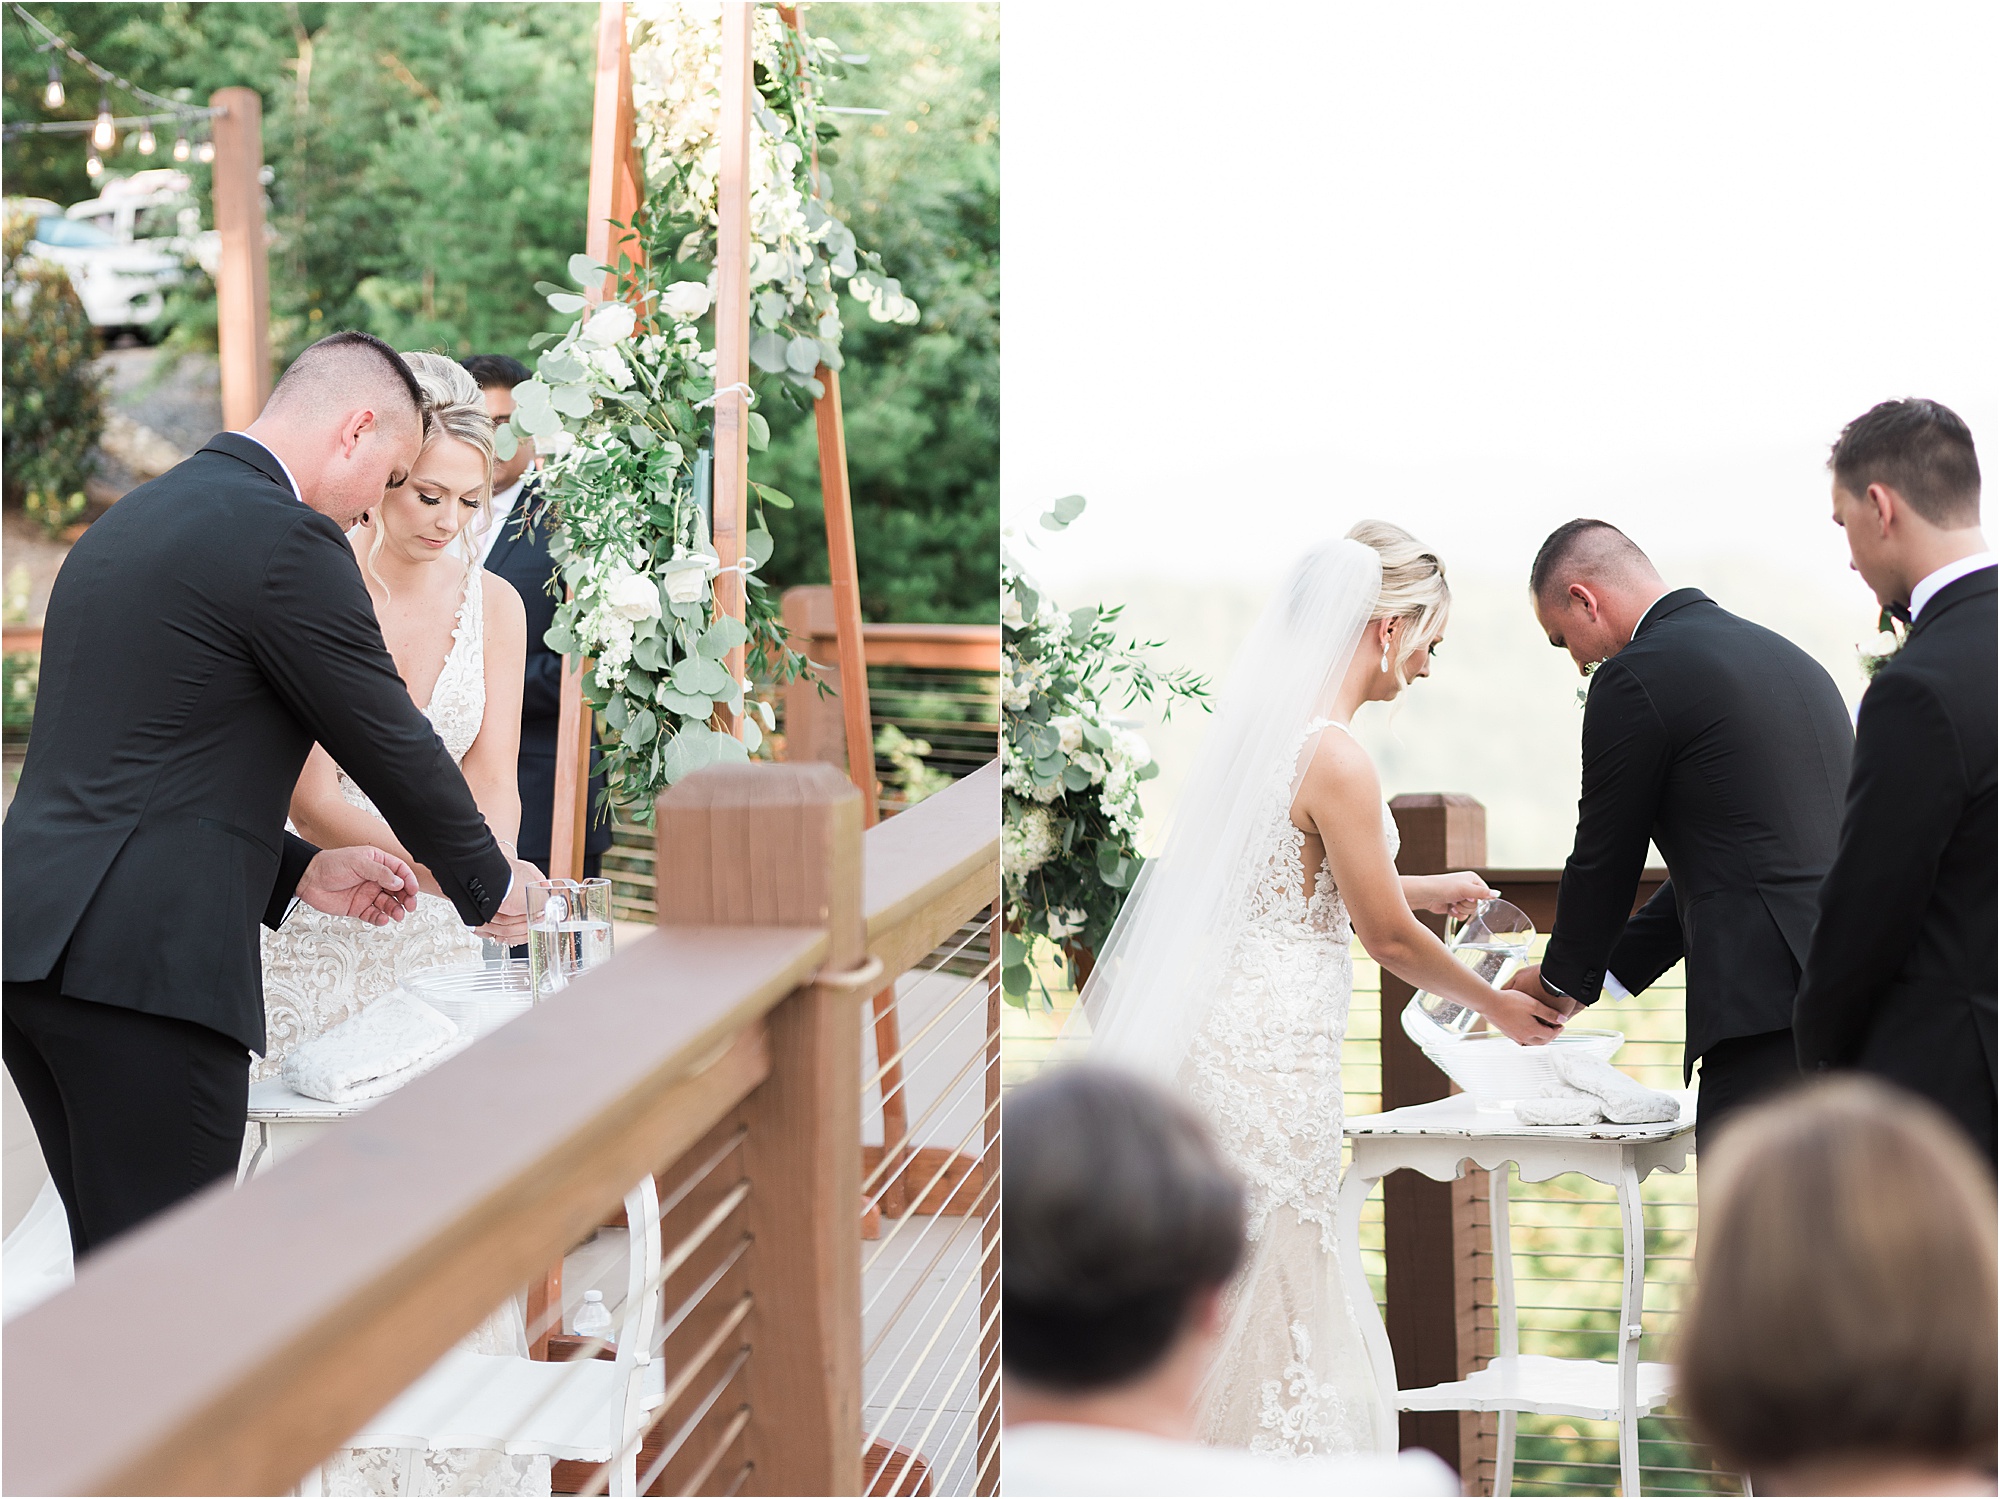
[472,857,542,945]
[297,845,420,927]
[1507,962,1582,1018]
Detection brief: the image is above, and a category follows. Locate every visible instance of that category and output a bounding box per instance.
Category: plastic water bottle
[572,1288,614,1344]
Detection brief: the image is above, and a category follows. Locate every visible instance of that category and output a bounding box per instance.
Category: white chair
[302,1174,665,1496]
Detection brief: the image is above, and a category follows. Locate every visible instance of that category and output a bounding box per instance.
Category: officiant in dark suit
[3,333,527,1255]
[1794,399,1995,1161]
[1505,521,1855,1153]
[464,355,611,880]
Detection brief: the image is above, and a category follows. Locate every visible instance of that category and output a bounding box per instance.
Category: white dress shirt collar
[476,477,527,567]
[1909,551,1995,621]
[237,433,303,504]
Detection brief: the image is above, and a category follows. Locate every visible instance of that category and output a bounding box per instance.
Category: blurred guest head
[1828,398,1984,615]
[463,353,537,493]
[1678,1077,1997,1496]
[1003,1064,1244,1437]
[1528,518,1667,675]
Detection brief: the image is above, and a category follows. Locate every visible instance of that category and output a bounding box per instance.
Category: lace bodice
[338,568,486,815]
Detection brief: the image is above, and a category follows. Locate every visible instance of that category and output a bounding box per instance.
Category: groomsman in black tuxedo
[3,333,530,1254]
[1794,400,1995,1160]
[464,355,611,880]
[1506,522,1854,1153]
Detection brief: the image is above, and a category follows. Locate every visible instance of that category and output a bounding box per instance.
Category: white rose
[662,548,718,605]
[605,569,661,623]
[1001,590,1025,628]
[659,281,712,321]
[582,301,638,346]
[591,347,634,389]
[1052,715,1084,755]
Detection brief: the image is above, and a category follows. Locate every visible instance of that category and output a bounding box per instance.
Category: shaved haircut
[267,331,427,435]
[1530,519,1660,602]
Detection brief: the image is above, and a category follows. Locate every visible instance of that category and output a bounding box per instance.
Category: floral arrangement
[1001,496,1209,1005]
[497,0,917,823]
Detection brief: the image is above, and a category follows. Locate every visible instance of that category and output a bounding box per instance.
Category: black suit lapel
[483,480,541,573]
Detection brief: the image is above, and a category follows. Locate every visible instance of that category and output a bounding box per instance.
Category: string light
[84,146,102,178]
[195,136,215,165]
[42,59,63,109]
[172,126,190,162]
[91,92,116,151]
[137,123,156,155]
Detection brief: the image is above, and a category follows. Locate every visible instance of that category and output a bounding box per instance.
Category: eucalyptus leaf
[746,412,770,451]
[742,715,763,754]
[632,634,668,672]
[546,291,586,315]
[671,656,706,694]
[491,424,518,461]
[543,624,581,656]
[1082,722,1111,749]
[1001,932,1029,966]
[660,726,718,783]
[604,695,631,731]
[751,482,795,511]
[1062,764,1094,791]
[1068,606,1099,642]
[1001,963,1031,999]
[746,527,775,567]
[568,252,612,286]
[1051,493,1087,525]
[625,707,658,747]
[755,290,787,327]
[627,422,659,450]
[749,331,790,374]
[694,657,733,695]
[784,335,822,374]
[707,730,750,765]
[550,385,596,419]
[698,614,751,657]
[537,352,587,384]
[657,688,711,718]
[1136,760,1161,782]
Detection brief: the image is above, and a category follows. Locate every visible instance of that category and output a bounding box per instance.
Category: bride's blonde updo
[1346,519,1450,683]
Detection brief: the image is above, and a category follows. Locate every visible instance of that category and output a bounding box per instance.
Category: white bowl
[401,961,535,1041]
[1402,1000,1623,1112]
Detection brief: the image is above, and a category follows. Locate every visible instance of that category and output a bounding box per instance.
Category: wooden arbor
[550,0,880,886]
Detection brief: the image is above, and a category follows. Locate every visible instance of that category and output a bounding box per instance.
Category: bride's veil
[1065,537,1383,1083]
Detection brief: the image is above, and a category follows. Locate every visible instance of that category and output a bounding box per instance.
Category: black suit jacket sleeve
[264,831,320,930]
[1543,658,1673,1005]
[1794,670,1960,1067]
[249,514,512,926]
[1608,878,1684,994]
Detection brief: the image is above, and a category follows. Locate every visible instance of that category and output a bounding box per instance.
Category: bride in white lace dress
[260,354,542,1496]
[1080,522,1566,1459]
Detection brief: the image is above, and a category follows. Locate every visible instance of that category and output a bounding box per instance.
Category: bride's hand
[1409,872,1499,920]
[1474,985,1569,1047]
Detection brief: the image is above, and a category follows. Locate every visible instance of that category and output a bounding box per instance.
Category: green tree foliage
[2,2,996,619]
[2,213,103,533]
[752,4,997,622]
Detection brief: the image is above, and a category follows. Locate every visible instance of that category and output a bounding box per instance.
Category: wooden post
[813,368,880,825]
[210,87,270,428]
[1383,793,1490,1485]
[657,763,865,1497]
[711,1,754,732]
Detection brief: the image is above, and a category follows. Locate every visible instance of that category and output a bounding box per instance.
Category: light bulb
[138,125,157,155]
[172,130,190,163]
[196,138,215,165]
[85,148,103,178]
[91,94,115,151]
[43,64,64,111]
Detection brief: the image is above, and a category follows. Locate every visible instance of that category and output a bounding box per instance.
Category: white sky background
[999,1,1998,865]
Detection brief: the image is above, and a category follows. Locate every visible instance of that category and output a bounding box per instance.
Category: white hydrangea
[1001,805,1058,879]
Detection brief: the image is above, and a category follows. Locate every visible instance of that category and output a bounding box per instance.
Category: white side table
[241,1077,377,1182]
[1337,1093,1697,1497]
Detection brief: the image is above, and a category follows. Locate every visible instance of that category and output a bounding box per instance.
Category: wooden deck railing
[2,759,999,1498]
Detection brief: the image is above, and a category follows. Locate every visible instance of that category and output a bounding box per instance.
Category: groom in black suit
[464,355,610,880]
[1506,522,1854,1153]
[1795,400,1995,1160]
[3,332,529,1255]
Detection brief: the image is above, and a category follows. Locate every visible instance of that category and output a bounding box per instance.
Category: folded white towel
[282,990,461,1104]
[1550,1051,1681,1124]
[1513,1093,1606,1127]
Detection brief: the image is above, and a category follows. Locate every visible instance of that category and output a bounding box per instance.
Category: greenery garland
[1000,496,1210,1005]
[497,1,918,825]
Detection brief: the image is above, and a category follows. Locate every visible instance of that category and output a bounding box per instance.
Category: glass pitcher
[1406,898,1536,1039]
